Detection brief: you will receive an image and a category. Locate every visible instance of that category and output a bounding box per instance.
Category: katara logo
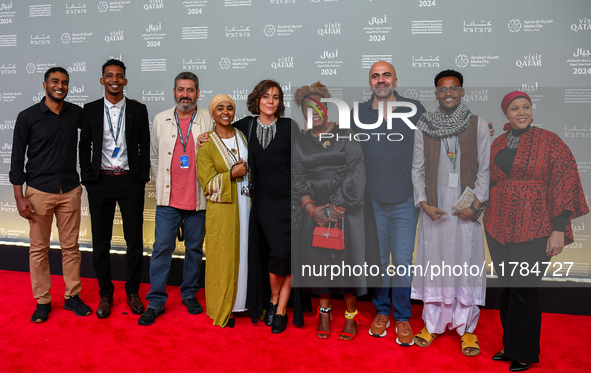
[61,33,71,44]
[263,24,275,37]
[405,89,418,100]
[26,63,35,74]
[508,19,521,33]
[455,55,469,68]
[219,57,231,70]
[98,1,108,12]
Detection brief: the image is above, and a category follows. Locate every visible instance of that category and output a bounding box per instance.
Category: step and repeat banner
[0,0,589,281]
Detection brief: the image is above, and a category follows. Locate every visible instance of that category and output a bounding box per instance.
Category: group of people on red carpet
[10,59,588,372]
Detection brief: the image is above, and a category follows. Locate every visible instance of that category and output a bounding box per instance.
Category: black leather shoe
[127,294,145,315]
[264,303,278,326]
[271,313,288,334]
[138,308,165,326]
[96,297,113,319]
[509,361,531,372]
[493,351,511,361]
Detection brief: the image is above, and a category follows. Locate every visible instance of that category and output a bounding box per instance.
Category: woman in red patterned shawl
[484,91,588,372]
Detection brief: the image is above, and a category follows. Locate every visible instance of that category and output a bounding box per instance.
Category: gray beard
[176,101,197,113]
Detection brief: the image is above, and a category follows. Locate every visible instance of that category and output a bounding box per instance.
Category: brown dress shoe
[96,297,113,319]
[127,294,145,315]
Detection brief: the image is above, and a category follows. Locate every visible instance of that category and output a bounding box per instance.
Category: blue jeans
[146,206,205,310]
[371,196,419,321]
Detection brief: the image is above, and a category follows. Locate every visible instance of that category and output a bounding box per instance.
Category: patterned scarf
[416,102,472,138]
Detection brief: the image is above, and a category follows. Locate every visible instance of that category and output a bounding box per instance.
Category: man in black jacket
[79,59,150,319]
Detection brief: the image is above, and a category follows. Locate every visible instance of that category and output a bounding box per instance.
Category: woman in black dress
[292,82,368,340]
[232,80,301,334]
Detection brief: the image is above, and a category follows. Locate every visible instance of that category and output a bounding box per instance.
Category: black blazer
[79,97,150,185]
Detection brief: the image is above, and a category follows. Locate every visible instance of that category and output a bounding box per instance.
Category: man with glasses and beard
[138,72,213,326]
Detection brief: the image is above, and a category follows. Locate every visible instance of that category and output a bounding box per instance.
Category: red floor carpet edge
[0,269,589,373]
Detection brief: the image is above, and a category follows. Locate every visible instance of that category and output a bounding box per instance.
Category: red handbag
[312,220,344,250]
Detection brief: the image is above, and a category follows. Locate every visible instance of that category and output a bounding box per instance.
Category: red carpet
[1,269,589,373]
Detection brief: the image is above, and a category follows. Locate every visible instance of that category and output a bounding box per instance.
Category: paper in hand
[453,186,476,211]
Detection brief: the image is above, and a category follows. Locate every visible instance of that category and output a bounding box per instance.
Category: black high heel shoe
[264,303,278,326]
[509,361,531,372]
[492,351,511,361]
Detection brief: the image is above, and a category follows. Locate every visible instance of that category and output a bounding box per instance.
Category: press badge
[180,155,189,169]
[449,172,459,188]
[111,147,120,158]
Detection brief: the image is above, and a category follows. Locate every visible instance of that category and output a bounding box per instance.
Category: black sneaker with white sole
[182,297,203,315]
[64,295,92,316]
[138,308,165,326]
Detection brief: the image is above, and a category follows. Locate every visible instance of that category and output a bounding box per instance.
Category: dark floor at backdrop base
[1,270,590,373]
[1,244,589,316]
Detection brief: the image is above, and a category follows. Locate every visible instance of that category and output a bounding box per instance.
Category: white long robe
[220,136,250,313]
[411,116,490,308]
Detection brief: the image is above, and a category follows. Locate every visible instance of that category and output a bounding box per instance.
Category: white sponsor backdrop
[0,0,589,280]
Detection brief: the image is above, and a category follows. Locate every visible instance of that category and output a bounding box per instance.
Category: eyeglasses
[436,86,462,94]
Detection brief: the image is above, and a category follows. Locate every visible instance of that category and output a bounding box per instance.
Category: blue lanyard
[442,136,458,171]
[104,103,125,143]
[174,109,197,154]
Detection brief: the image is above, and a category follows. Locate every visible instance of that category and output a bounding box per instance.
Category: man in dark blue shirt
[353,61,425,346]
[10,67,91,323]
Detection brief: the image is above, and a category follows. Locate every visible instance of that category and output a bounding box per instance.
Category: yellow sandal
[461,332,481,357]
[414,326,438,347]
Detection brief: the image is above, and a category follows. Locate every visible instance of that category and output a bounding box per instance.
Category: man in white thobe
[411,69,490,356]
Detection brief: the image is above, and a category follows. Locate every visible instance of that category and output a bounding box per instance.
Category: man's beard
[372,85,394,98]
[176,97,197,112]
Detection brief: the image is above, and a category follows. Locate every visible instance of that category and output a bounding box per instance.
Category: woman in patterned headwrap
[485,91,588,371]
[197,94,249,328]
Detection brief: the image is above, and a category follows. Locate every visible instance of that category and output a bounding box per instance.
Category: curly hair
[246,79,285,118]
[434,69,463,87]
[294,81,331,107]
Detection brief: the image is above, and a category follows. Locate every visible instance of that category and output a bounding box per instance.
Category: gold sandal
[461,332,481,357]
[414,326,438,347]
